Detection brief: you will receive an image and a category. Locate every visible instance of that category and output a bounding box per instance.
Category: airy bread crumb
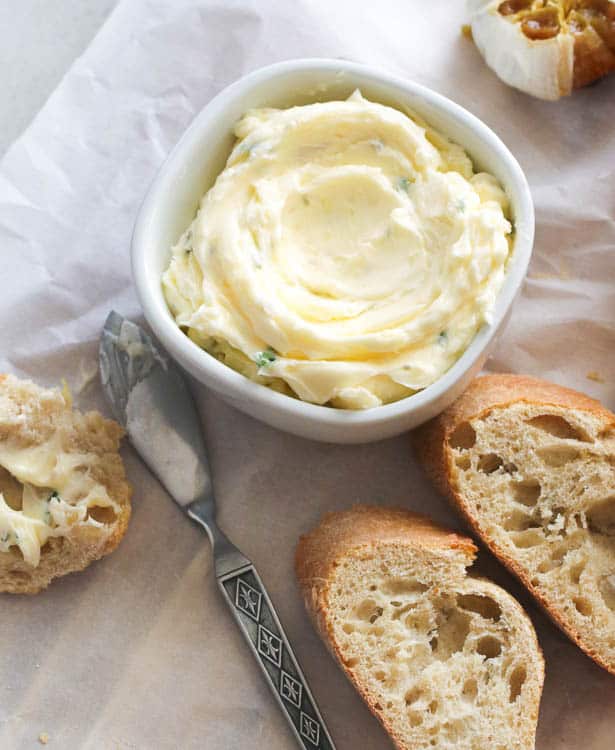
[416,373,615,674]
[296,506,544,750]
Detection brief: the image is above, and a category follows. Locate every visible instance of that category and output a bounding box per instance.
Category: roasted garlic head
[469,1,615,99]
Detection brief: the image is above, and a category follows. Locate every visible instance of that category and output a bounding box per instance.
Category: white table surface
[1,0,118,157]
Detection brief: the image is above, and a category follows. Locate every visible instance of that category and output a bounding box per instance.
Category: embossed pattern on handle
[218,564,335,750]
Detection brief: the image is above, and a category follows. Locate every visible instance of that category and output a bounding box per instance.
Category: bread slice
[0,374,131,594]
[296,506,544,750]
[415,373,615,674]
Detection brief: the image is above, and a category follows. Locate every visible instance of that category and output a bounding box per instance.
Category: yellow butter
[0,433,118,567]
[163,91,511,409]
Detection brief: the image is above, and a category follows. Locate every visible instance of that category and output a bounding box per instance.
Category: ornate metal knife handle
[99,313,335,749]
[219,563,335,750]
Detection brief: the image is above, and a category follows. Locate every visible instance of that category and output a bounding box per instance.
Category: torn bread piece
[296,506,544,750]
[415,373,615,674]
[0,373,131,593]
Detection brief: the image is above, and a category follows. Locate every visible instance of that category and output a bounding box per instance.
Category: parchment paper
[1,2,614,748]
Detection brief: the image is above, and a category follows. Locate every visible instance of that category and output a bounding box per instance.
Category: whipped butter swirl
[163,91,512,409]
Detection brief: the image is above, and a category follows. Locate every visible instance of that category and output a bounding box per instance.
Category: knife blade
[99,311,336,750]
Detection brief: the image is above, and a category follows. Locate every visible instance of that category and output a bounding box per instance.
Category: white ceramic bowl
[132,58,534,444]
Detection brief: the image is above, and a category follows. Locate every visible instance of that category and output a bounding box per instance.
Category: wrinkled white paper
[1,1,614,748]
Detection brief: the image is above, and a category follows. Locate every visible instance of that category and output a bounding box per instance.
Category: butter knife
[99,311,335,750]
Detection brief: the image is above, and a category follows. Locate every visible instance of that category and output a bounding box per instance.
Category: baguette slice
[296,506,544,750]
[415,373,615,674]
[0,374,131,594]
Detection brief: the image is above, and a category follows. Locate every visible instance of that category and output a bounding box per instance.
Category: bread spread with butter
[0,374,131,593]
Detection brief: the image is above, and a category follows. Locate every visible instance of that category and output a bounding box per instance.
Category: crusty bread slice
[296,506,544,750]
[415,373,615,674]
[0,374,131,594]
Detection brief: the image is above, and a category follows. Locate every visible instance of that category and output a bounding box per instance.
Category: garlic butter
[163,91,512,409]
[0,397,119,567]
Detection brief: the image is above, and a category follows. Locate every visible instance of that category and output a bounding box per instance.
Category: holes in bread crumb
[87,505,117,524]
[546,506,567,534]
[403,608,431,631]
[382,578,428,596]
[573,597,592,616]
[477,453,503,474]
[587,497,615,536]
[449,422,476,450]
[526,415,589,442]
[405,687,423,705]
[457,594,502,621]
[462,678,478,701]
[550,543,569,562]
[345,657,359,668]
[392,602,417,621]
[428,699,439,714]
[598,575,615,611]
[508,665,526,702]
[511,480,541,507]
[509,529,544,548]
[342,623,355,634]
[538,559,561,574]
[369,607,384,625]
[538,445,580,467]
[433,609,470,658]
[355,599,379,621]
[503,511,538,532]
[476,636,502,659]
[569,560,586,585]
[369,584,377,591]
[374,669,386,682]
[408,712,423,727]
[455,454,471,471]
